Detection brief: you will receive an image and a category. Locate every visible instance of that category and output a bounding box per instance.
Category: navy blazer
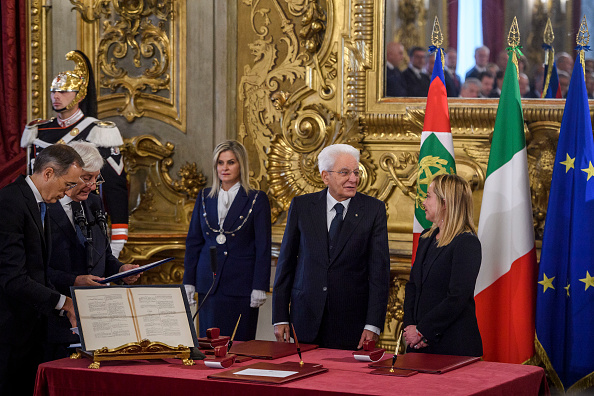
[272,189,390,348]
[0,176,61,345]
[47,194,122,296]
[183,188,271,297]
[403,229,483,357]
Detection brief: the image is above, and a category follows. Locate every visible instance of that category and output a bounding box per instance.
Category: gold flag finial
[541,18,556,97]
[507,17,521,78]
[430,16,445,69]
[544,18,554,46]
[508,16,520,47]
[577,15,590,75]
[431,16,443,48]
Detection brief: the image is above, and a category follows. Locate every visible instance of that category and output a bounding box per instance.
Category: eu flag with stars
[536,58,594,391]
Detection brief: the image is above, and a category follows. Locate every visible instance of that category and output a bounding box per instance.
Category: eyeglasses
[59,176,79,191]
[327,169,360,178]
[81,173,105,187]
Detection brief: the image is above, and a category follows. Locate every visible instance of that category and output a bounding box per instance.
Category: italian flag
[412,48,456,263]
[474,52,537,363]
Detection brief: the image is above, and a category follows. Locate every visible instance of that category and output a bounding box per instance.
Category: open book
[71,285,198,351]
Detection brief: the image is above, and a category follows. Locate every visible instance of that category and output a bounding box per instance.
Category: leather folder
[207,361,327,384]
[368,353,480,374]
[229,340,317,359]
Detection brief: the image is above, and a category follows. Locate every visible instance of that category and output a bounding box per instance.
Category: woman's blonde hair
[208,140,253,198]
[422,173,476,246]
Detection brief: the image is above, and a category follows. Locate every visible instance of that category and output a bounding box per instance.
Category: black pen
[391,329,403,373]
[291,323,304,366]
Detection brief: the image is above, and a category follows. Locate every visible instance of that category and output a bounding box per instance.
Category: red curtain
[482,0,505,64]
[0,1,27,188]
[448,0,458,51]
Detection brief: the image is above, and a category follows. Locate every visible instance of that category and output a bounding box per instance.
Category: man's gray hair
[318,144,360,175]
[69,141,104,173]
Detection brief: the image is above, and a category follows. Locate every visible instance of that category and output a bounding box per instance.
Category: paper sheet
[233,368,298,378]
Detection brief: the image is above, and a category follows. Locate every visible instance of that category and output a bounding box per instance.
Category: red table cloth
[34,347,548,396]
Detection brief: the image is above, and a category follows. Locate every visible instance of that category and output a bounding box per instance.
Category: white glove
[110,239,125,258]
[184,284,197,306]
[250,289,267,308]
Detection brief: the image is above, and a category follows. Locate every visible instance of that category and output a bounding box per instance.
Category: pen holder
[197,328,230,349]
[352,341,385,362]
[204,345,236,368]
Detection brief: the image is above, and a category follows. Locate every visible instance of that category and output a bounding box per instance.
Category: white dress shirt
[217,181,241,228]
[326,191,351,231]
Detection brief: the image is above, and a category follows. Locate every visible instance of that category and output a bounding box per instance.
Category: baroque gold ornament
[70,0,186,130]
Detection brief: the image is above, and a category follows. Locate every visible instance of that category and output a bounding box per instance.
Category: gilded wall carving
[27,0,50,120]
[119,135,206,264]
[70,0,186,131]
[235,0,579,348]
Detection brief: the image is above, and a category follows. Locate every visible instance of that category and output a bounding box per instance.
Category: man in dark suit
[0,144,83,395]
[45,142,139,361]
[402,47,430,97]
[385,41,406,97]
[273,144,390,350]
[444,48,461,97]
[465,46,490,80]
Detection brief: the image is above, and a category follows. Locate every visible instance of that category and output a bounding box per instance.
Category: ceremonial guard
[20,50,129,257]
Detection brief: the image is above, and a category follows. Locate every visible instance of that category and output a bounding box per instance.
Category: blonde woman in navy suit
[183,140,271,340]
[403,174,483,357]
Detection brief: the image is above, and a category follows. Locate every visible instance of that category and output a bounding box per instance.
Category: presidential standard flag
[474,51,538,364]
[542,61,562,99]
[412,47,455,263]
[535,55,594,391]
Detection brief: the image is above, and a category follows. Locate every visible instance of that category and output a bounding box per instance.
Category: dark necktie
[328,203,344,252]
[71,201,88,245]
[39,202,47,228]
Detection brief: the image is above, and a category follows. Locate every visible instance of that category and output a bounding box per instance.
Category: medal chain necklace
[201,189,259,244]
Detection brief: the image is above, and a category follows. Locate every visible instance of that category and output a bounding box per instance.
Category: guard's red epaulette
[26,118,54,127]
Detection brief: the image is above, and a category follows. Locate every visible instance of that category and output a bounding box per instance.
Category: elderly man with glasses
[273,144,390,350]
[43,141,140,362]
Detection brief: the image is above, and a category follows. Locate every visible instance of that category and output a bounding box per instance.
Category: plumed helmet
[50,50,97,117]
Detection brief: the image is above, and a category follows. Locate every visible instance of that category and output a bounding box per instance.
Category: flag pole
[541,18,555,98]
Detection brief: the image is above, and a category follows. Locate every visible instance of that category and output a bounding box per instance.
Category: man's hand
[120,264,141,284]
[357,329,379,349]
[62,297,78,329]
[403,325,427,349]
[274,324,291,342]
[74,274,105,287]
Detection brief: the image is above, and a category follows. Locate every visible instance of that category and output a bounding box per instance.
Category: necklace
[201,189,259,244]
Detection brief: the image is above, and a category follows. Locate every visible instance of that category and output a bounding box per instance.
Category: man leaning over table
[0,144,83,396]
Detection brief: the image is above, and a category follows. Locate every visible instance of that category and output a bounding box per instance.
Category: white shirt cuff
[274,322,289,326]
[55,294,66,310]
[364,324,381,335]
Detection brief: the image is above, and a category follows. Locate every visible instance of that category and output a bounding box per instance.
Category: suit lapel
[421,231,446,284]
[223,188,249,230]
[330,193,364,263]
[49,202,78,243]
[17,177,46,242]
[204,190,219,232]
[309,189,329,263]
